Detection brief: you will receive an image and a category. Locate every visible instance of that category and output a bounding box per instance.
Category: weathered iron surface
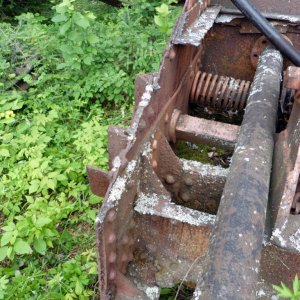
[197,48,283,300]
[88,1,300,299]
[172,112,239,150]
[212,0,300,22]
[270,67,300,253]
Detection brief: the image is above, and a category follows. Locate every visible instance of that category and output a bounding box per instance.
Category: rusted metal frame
[95,39,204,300]
[171,112,239,150]
[197,48,283,300]
[269,67,300,252]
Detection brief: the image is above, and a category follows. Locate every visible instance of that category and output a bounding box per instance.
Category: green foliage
[0,0,180,298]
[273,275,300,300]
[154,0,178,36]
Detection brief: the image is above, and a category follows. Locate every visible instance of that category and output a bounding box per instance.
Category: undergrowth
[0,0,180,298]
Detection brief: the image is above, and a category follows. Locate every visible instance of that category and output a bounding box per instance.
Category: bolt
[108,252,117,263]
[129,219,135,229]
[181,192,190,202]
[121,254,128,262]
[139,119,147,129]
[184,177,193,186]
[109,270,116,280]
[152,139,158,150]
[165,174,176,184]
[122,235,129,245]
[168,49,176,60]
[164,114,169,123]
[107,210,117,223]
[152,160,158,169]
[108,233,116,244]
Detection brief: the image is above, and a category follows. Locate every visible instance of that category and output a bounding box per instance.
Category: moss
[175,141,225,165]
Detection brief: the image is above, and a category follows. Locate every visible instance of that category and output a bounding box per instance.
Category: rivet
[107,210,117,223]
[108,233,116,244]
[152,160,158,169]
[128,253,134,261]
[121,254,128,262]
[109,270,116,280]
[169,49,176,60]
[108,252,117,263]
[184,177,193,186]
[148,107,155,117]
[181,192,190,202]
[129,219,135,229]
[129,238,135,246]
[165,174,175,184]
[140,119,146,129]
[152,139,158,150]
[164,114,169,123]
[122,235,129,245]
[128,181,134,189]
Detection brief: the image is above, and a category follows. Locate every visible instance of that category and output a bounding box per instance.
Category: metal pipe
[195,47,283,300]
[230,0,300,66]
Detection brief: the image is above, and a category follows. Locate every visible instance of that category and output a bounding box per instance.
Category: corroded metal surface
[198,48,283,300]
[173,113,239,150]
[88,1,300,299]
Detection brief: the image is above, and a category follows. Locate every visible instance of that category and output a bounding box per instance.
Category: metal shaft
[196,48,283,300]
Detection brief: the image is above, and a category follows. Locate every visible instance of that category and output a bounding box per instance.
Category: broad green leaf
[59,20,72,34]
[33,238,47,255]
[74,13,90,29]
[0,247,8,261]
[0,232,13,247]
[293,275,300,294]
[75,280,83,295]
[154,15,164,27]
[156,4,169,16]
[52,14,68,23]
[36,217,52,228]
[0,149,9,157]
[14,240,32,255]
[87,34,99,45]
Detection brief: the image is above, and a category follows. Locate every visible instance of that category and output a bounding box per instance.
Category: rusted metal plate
[173,5,221,46]
[108,126,128,169]
[87,166,110,197]
[212,0,300,22]
[270,99,300,253]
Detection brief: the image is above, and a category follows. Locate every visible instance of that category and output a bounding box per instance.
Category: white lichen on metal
[127,84,154,142]
[181,158,228,177]
[174,6,221,46]
[215,13,243,23]
[271,219,287,247]
[144,286,160,300]
[289,228,300,253]
[135,192,216,226]
[107,159,138,203]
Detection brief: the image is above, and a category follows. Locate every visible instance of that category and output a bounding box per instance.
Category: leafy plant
[273,275,300,300]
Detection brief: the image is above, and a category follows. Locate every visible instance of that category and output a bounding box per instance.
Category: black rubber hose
[231,0,300,66]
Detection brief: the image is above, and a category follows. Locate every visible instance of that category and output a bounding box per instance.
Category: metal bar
[175,114,239,150]
[196,48,283,300]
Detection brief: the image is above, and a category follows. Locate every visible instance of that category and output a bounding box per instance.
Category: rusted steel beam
[173,113,239,150]
[87,166,109,197]
[197,48,283,300]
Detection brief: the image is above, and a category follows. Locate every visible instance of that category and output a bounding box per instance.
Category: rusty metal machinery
[88,0,300,299]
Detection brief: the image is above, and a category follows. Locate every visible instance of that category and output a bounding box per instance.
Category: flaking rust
[88,0,300,299]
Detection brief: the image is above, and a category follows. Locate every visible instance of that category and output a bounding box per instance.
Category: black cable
[231,0,300,66]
